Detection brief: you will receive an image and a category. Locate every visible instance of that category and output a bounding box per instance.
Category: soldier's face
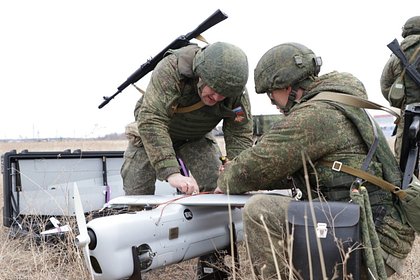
[268,88,290,109]
[199,85,226,106]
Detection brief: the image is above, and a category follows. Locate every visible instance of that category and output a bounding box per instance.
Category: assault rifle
[387,39,420,188]
[99,9,228,109]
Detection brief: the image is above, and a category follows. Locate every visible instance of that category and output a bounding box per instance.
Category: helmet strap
[281,89,299,115]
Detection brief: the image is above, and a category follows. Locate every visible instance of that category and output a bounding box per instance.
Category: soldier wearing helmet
[216,42,414,279]
[381,16,420,161]
[253,42,322,114]
[121,42,252,196]
[120,42,252,279]
[402,16,420,38]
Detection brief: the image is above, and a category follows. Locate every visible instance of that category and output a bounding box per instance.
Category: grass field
[0,139,418,279]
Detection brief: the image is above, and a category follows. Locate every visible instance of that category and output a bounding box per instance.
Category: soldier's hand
[219,156,230,173]
[167,173,199,194]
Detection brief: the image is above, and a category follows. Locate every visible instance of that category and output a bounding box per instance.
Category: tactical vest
[323,101,400,199]
[296,71,414,257]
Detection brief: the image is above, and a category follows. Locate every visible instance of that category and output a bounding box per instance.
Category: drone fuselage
[86,203,244,280]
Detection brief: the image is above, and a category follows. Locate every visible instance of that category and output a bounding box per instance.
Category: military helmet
[254,42,322,93]
[193,42,249,98]
[402,16,420,38]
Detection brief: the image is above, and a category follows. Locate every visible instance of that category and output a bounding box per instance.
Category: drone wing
[107,193,253,208]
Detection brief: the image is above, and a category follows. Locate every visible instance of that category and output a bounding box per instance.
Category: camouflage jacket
[380,34,420,107]
[218,71,399,193]
[218,71,414,258]
[136,44,253,181]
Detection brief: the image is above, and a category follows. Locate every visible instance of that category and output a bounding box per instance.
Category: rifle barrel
[99,9,228,109]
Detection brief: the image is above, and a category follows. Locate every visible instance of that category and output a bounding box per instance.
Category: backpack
[390,38,420,106]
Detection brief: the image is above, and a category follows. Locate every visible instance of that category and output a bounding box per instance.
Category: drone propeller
[40,217,71,235]
[40,225,71,235]
[73,183,95,280]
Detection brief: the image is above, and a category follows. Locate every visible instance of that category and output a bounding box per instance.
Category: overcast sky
[1,0,418,139]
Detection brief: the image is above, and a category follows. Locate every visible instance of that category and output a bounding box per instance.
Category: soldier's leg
[177,135,228,279]
[177,134,222,192]
[243,194,292,280]
[121,142,156,195]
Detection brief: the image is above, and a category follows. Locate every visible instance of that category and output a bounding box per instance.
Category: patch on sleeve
[233,106,245,122]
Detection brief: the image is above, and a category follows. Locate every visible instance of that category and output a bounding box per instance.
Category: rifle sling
[172,101,205,113]
[311,92,407,198]
[400,45,420,82]
[319,160,406,200]
[311,91,400,123]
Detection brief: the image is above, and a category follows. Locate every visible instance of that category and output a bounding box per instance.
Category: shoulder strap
[172,101,205,113]
[401,45,420,80]
[319,160,407,200]
[311,91,400,123]
[312,91,404,191]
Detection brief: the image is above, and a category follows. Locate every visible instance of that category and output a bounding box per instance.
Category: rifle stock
[99,9,228,109]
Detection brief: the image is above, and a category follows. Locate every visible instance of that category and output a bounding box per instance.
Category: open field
[0,139,419,279]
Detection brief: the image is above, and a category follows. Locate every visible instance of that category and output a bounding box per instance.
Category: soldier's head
[193,42,248,105]
[254,42,322,114]
[402,16,420,38]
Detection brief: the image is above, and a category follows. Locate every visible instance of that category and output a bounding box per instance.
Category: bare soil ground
[0,139,418,279]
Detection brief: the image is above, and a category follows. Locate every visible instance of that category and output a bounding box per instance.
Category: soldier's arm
[222,89,254,159]
[138,56,182,181]
[217,102,359,194]
[380,55,403,101]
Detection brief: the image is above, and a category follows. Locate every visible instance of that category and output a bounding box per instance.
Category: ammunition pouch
[388,76,405,108]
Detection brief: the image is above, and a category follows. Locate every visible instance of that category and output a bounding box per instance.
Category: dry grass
[0,139,419,279]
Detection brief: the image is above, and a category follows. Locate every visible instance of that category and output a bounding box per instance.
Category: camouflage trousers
[243,194,407,280]
[121,133,222,195]
[243,194,292,280]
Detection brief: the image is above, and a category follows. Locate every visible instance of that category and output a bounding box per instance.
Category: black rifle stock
[99,9,228,109]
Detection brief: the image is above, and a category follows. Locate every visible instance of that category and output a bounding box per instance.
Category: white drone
[72,183,253,280]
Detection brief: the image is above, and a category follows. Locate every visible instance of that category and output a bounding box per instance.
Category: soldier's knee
[244,195,291,225]
[243,195,266,222]
[123,184,155,195]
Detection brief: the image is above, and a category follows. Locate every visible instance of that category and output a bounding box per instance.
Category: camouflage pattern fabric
[254,42,320,93]
[351,187,387,279]
[218,71,415,275]
[121,44,253,194]
[193,42,249,98]
[121,132,223,194]
[121,139,156,195]
[380,34,420,160]
[242,194,292,280]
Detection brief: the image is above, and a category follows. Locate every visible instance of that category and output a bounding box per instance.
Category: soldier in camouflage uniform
[122,42,253,280]
[216,43,415,279]
[380,16,420,161]
[121,41,253,196]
